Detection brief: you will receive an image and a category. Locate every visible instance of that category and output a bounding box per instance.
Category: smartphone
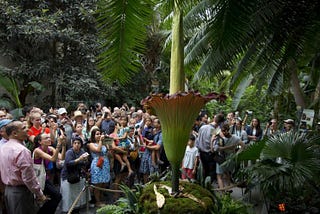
[82,152,90,157]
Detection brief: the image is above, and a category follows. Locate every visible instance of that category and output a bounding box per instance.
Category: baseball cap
[284,119,294,124]
[58,108,67,115]
[0,119,13,129]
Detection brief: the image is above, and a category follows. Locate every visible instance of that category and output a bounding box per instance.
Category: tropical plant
[212,193,249,214]
[232,131,320,212]
[184,0,320,111]
[0,0,106,108]
[97,184,143,214]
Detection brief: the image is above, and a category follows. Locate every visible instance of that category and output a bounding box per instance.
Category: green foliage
[96,0,155,84]
[212,194,249,214]
[233,131,320,212]
[97,184,143,214]
[0,0,106,107]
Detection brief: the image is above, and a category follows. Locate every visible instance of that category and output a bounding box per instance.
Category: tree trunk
[289,60,306,108]
[169,1,184,94]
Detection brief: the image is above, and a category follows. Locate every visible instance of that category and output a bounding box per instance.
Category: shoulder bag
[67,150,81,184]
[32,151,46,190]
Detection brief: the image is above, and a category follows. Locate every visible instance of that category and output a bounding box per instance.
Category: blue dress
[90,143,110,184]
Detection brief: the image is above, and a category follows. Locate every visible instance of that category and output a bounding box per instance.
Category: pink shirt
[0,139,43,198]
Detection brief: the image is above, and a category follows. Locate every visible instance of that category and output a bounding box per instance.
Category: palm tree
[233,131,320,212]
[184,0,320,110]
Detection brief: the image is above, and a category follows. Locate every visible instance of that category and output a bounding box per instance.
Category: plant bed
[139,180,215,214]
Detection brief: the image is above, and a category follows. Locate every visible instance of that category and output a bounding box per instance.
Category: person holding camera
[60,135,90,213]
[33,133,66,214]
[57,108,73,149]
[264,119,279,137]
[87,128,111,208]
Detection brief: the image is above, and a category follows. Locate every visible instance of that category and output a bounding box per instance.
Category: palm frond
[96,0,154,84]
[237,131,320,199]
[0,74,22,108]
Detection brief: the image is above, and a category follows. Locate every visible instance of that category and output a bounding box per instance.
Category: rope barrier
[67,182,125,214]
[67,184,88,214]
[68,182,131,214]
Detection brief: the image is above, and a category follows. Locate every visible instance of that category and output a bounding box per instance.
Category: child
[181,134,199,180]
[142,117,162,166]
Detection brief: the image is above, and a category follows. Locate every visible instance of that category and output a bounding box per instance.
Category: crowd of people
[0,103,313,213]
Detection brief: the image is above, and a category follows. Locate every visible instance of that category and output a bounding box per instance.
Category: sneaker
[128,171,134,178]
[95,202,106,208]
[120,163,127,172]
[157,159,164,165]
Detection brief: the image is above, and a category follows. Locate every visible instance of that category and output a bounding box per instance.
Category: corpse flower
[141,91,226,193]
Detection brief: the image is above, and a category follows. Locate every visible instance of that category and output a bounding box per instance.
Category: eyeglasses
[0,115,6,118]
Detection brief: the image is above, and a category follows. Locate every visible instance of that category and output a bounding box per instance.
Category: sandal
[120,163,126,172]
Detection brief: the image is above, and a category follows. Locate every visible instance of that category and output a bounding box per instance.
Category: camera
[245,110,253,115]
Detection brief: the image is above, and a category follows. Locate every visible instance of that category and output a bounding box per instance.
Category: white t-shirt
[182,146,199,169]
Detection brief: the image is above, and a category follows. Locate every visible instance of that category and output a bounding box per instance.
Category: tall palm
[184,0,320,109]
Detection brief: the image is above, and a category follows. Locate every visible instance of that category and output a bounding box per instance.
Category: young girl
[181,134,199,180]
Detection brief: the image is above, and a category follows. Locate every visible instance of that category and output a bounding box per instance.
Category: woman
[33,133,66,214]
[87,128,111,207]
[246,118,263,144]
[230,117,248,144]
[27,112,51,147]
[72,123,86,144]
[60,136,89,213]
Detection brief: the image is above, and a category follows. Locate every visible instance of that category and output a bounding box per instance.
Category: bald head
[6,121,28,142]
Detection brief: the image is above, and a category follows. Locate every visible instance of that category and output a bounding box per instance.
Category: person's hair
[251,118,261,129]
[90,128,100,143]
[189,134,196,141]
[215,113,225,124]
[47,114,57,123]
[221,123,230,132]
[72,134,83,146]
[154,118,160,125]
[5,120,20,136]
[34,133,42,148]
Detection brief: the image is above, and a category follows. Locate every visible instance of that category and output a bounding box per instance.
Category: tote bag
[32,152,46,190]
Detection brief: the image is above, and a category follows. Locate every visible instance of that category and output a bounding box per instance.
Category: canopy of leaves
[0,0,106,108]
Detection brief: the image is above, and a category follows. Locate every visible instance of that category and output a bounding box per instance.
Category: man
[283,119,295,133]
[0,121,47,214]
[57,107,73,148]
[196,113,225,183]
[100,112,115,135]
[264,118,279,137]
[0,111,6,120]
[0,119,12,146]
[216,123,245,190]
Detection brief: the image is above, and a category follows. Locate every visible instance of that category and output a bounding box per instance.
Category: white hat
[284,119,294,124]
[58,108,67,115]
